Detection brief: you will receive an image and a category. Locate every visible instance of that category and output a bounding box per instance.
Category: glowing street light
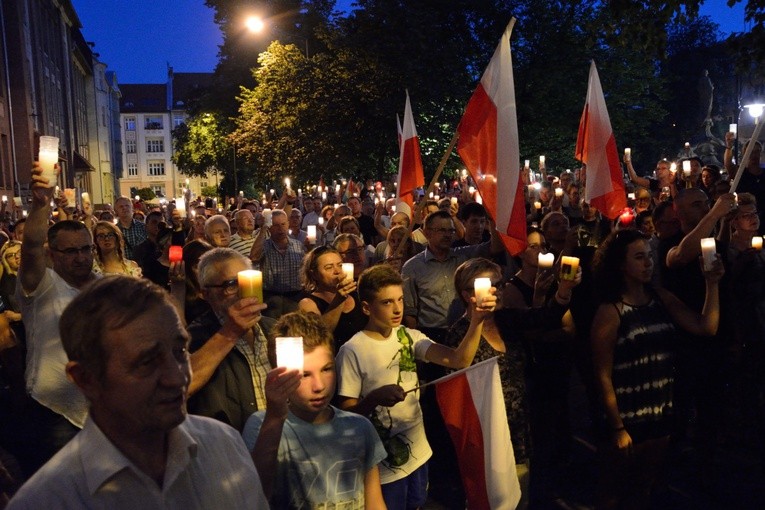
[245,16,265,33]
[745,102,765,122]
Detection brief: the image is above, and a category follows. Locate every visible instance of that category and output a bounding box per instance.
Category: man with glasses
[186,248,272,432]
[14,163,97,473]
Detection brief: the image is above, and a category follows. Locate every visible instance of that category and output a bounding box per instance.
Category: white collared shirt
[7,414,268,509]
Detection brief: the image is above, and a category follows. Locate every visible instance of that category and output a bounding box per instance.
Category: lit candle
[185,178,190,185]
[285,177,291,189]
[2,195,7,204]
[475,194,483,205]
[321,191,327,200]
[429,192,434,199]
[700,238,717,271]
[461,169,468,178]
[682,160,691,177]
[560,255,580,281]
[318,217,324,226]
[342,263,355,280]
[627,192,636,200]
[684,142,690,149]
[335,184,341,193]
[538,252,554,269]
[524,160,530,171]
[473,277,492,307]
[539,155,545,168]
[37,136,59,187]
[81,192,90,205]
[434,195,440,201]
[468,186,475,194]
[534,201,542,210]
[134,195,140,201]
[63,188,76,208]
[176,197,186,217]
[554,188,564,198]
[307,225,317,244]
[391,205,396,212]
[191,209,196,218]
[169,245,183,263]
[624,148,631,161]
[752,236,763,250]
[263,208,272,227]
[729,123,737,135]
[275,337,304,372]
[670,162,677,174]
[451,197,458,205]
[238,269,263,301]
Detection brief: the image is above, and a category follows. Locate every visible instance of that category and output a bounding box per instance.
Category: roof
[119,84,167,113]
[171,73,213,109]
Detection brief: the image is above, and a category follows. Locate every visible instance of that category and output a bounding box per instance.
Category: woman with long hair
[298,246,366,350]
[382,225,416,273]
[92,221,142,277]
[590,229,723,509]
[0,241,22,322]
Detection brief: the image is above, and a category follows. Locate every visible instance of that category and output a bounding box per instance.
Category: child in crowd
[336,265,497,510]
[243,311,387,509]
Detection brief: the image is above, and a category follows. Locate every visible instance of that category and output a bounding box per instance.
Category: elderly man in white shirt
[7,276,268,509]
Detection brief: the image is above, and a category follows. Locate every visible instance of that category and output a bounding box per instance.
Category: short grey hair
[197,247,251,287]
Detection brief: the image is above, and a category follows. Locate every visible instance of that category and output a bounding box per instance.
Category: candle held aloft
[238,270,263,301]
[560,256,580,281]
[730,123,737,135]
[307,225,317,244]
[700,238,717,271]
[169,245,183,263]
[538,252,554,269]
[473,277,492,307]
[263,209,272,227]
[38,136,59,187]
[275,337,304,372]
[624,148,631,161]
[682,160,691,177]
[539,155,545,168]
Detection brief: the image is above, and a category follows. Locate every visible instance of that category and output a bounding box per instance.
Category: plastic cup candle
[38,136,59,187]
[524,160,530,171]
[730,123,737,135]
[682,160,691,177]
[318,217,324,226]
[391,205,396,212]
[624,148,631,161]
[473,277,492,307]
[342,263,354,280]
[169,245,183,263]
[560,256,580,281]
[238,270,263,301]
[275,337,304,372]
[269,189,275,195]
[429,192,434,199]
[627,192,636,200]
[1,196,6,204]
[451,197,458,205]
[700,238,717,271]
[307,225,317,244]
[284,177,291,189]
[263,209,272,227]
[538,252,554,269]
[63,188,76,208]
[534,201,542,210]
[434,195,440,201]
[239,191,244,197]
[539,155,546,168]
[554,188,564,198]
[321,191,327,200]
[335,184,341,193]
[81,192,90,205]
[176,197,186,217]
[752,236,763,250]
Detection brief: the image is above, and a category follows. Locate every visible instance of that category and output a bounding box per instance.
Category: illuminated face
[115,198,133,221]
[521,231,547,268]
[312,252,344,290]
[348,197,361,215]
[733,203,760,233]
[288,345,335,423]
[390,213,409,229]
[205,220,231,247]
[425,216,456,251]
[94,227,118,252]
[270,213,289,242]
[3,245,20,272]
[363,284,405,332]
[336,239,365,277]
[622,239,653,285]
[49,229,94,283]
[236,210,255,234]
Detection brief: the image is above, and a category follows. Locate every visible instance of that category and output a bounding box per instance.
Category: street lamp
[745,102,765,123]
[245,16,265,33]
[243,14,309,56]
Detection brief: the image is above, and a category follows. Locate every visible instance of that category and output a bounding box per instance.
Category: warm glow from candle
[169,246,183,263]
[342,263,355,280]
[275,337,304,372]
[560,256,580,281]
[555,188,564,197]
[538,252,554,269]
[700,238,716,271]
[624,148,631,161]
[473,277,492,307]
[752,236,763,250]
[307,225,317,243]
[238,270,263,301]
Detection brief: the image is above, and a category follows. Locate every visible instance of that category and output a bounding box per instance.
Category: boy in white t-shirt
[243,311,387,509]
[336,265,496,509]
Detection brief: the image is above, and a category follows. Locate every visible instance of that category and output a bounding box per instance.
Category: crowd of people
[0,133,763,509]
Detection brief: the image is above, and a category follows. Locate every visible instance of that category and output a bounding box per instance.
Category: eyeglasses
[4,251,20,260]
[52,245,93,257]
[428,228,457,235]
[204,278,239,295]
[95,233,117,241]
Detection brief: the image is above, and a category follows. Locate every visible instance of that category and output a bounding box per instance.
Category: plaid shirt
[261,237,304,293]
[118,219,147,261]
[235,326,270,411]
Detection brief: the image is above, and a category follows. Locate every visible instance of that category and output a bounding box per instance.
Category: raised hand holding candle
[624,148,631,161]
[285,177,291,189]
[307,225,317,244]
[38,136,59,187]
[238,270,263,301]
[753,236,763,250]
[538,252,554,269]
[730,123,737,135]
[176,197,187,217]
[63,188,76,208]
[342,263,355,281]
[473,277,492,307]
[169,245,183,263]
[275,337,304,372]
[263,209,272,227]
[700,238,717,271]
[539,155,545,168]
[560,256,580,281]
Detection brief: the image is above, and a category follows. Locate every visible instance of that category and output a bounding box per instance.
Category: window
[151,185,165,197]
[124,117,135,131]
[148,161,165,176]
[173,115,185,128]
[146,138,164,153]
[127,163,138,176]
[125,139,136,153]
[144,116,163,130]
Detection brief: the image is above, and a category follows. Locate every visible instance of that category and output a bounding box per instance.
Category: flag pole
[730,118,765,193]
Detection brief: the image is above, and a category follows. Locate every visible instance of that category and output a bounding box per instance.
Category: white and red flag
[436,357,520,509]
[575,61,627,219]
[396,91,425,216]
[457,19,526,256]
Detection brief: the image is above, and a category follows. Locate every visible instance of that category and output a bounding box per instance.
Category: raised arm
[19,163,55,294]
[625,159,650,189]
[666,194,735,268]
[657,257,722,336]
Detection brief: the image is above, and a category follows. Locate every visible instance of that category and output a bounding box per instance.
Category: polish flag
[436,357,520,509]
[396,91,425,216]
[457,19,526,255]
[575,61,626,219]
[396,113,403,149]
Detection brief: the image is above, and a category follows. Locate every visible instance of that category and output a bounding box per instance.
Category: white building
[119,68,212,199]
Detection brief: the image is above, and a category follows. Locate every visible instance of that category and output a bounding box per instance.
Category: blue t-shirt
[243,406,386,509]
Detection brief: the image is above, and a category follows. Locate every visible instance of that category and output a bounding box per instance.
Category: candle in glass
[524,160,530,171]
[342,263,355,280]
[275,337,304,372]
[263,209,272,227]
[307,225,317,244]
[624,148,631,161]
[169,245,183,263]
[238,269,263,301]
[752,236,763,250]
[682,160,691,177]
[700,238,717,271]
[176,197,186,217]
[730,123,737,135]
[560,256,580,281]
[473,277,492,307]
[38,136,59,187]
[534,201,542,210]
[539,155,545,168]
[670,162,677,174]
[554,188,564,198]
[63,188,76,208]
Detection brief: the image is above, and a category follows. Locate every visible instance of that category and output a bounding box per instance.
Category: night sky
[71,0,747,84]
